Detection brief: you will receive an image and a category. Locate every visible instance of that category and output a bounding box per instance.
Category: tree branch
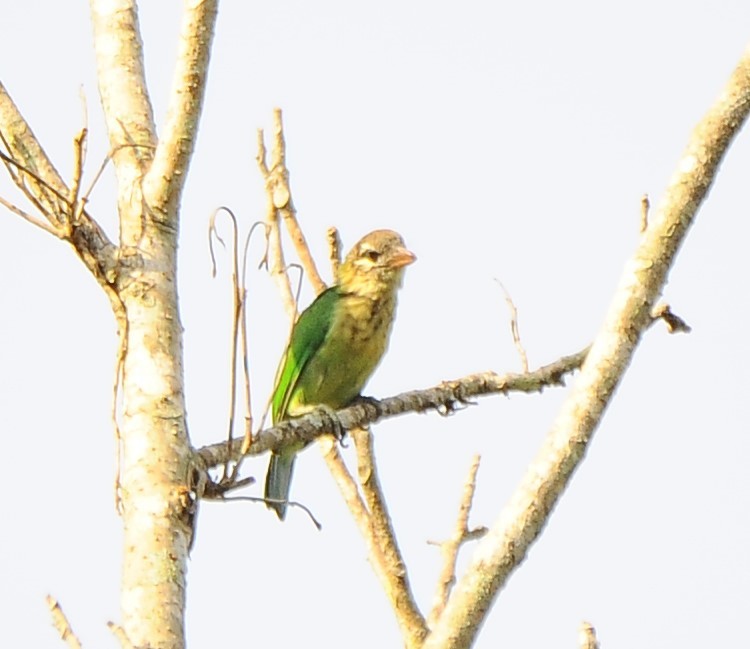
[427,455,486,629]
[0,81,68,224]
[0,82,119,286]
[196,346,589,468]
[579,621,600,649]
[257,109,327,302]
[352,427,428,647]
[421,45,750,649]
[143,0,218,222]
[46,595,83,649]
[89,0,156,180]
[257,124,297,317]
[317,437,417,601]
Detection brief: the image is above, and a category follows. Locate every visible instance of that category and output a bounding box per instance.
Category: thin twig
[111,297,128,515]
[107,621,135,649]
[319,436,370,516]
[0,194,61,236]
[46,595,82,649]
[232,221,272,456]
[0,84,119,289]
[82,151,111,203]
[427,455,487,628]
[69,128,87,227]
[327,226,342,277]
[579,621,600,649]
[640,193,650,233]
[269,108,327,295]
[201,476,255,498]
[219,494,322,530]
[256,108,326,295]
[495,280,529,372]
[208,207,243,479]
[651,303,692,333]
[256,127,296,317]
[0,147,70,224]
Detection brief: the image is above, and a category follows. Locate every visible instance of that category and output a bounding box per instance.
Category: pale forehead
[355,229,405,251]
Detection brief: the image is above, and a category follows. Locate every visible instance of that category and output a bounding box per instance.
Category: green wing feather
[271,287,340,424]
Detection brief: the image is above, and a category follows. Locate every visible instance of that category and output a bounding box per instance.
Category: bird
[264,229,416,520]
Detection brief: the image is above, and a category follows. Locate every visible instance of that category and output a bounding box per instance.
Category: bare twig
[236,223,270,453]
[640,193,650,232]
[208,207,243,477]
[257,127,296,317]
[319,436,370,516]
[46,595,82,649]
[69,128,87,227]
[495,280,529,372]
[219,494,322,530]
[427,455,487,628]
[327,226,342,277]
[201,476,256,499]
[112,299,128,515]
[0,194,61,236]
[270,108,327,294]
[651,303,692,334]
[0,147,71,226]
[579,621,600,649]
[0,82,118,287]
[257,109,326,303]
[352,427,428,646]
[107,621,135,649]
[82,150,112,204]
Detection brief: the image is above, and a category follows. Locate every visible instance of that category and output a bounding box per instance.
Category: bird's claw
[352,394,382,417]
[313,405,347,445]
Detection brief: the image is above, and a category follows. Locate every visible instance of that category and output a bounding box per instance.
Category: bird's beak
[389,247,417,269]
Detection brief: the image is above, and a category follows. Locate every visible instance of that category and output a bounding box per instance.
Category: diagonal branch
[352,427,428,647]
[0,81,70,226]
[427,455,486,628]
[0,82,118,285]
[0,193,61,237]
[318,438,410,598]
[421,44,750,649]
[46,595,83,649]
[257,109,327,300]
[143,0,218,219]
[257,125,297,316]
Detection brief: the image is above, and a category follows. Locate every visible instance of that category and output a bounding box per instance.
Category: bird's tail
[265,451,296,520]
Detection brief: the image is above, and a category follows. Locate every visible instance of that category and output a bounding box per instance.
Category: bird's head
[337,229,416,298]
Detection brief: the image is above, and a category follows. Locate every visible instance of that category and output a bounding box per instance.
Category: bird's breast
[296,293,397,410]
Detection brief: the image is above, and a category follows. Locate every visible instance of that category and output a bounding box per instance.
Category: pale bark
[2,5,747,647]
[88,1,217,647]
[421,45,750,649]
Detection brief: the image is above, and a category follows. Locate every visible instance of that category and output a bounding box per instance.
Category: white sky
[1,2,749,648]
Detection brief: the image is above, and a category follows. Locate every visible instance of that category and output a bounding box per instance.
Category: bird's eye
[362,249,380,262]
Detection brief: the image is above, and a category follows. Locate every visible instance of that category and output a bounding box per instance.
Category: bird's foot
[312,404,347,444]
[351,394,382,417]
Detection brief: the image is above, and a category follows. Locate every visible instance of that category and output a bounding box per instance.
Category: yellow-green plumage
[265,229,416,519]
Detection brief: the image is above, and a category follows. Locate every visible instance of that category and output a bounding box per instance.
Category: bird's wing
[271,287,339,423]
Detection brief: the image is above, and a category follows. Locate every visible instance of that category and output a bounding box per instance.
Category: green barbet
[265,229,416,519]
